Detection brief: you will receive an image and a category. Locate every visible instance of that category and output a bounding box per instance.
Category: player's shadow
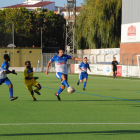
[1,130,140,136]
[39,100,119,102]
[38,99,140,102]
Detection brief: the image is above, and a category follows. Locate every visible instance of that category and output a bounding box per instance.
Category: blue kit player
[0,54,18,101]
[77,57,91,90]
[46,47,87,101]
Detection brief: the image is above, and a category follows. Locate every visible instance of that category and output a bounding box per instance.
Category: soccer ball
[67,86,75,93]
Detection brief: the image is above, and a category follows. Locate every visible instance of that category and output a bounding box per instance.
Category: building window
[5,51,7,53]
[29,51,32,53]
[17,51,19,53]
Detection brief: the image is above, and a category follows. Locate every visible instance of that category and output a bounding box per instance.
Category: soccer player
[24,61,41,101]
[0,54,18,101]
[112,57,118,79]
[77,57,91,90]
[46,47,88,101]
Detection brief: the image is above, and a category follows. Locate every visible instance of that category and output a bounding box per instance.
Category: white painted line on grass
[0,123,140,126]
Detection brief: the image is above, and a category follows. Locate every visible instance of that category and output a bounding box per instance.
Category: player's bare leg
[8,84,18,101]
[34,84,41,95]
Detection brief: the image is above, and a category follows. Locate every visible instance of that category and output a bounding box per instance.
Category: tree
[76,0,122,49]
[0,7,66,48]
[4,7,32,47]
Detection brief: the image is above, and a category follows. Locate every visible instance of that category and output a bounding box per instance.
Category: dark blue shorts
[56,72,68,85]
[0,77,12,86]
[80,72,88,80]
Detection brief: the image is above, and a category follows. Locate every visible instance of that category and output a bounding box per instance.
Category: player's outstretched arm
[11,70,17,75]
[4,70,17,75]
[72,57,89,61]
[46,60,51,75]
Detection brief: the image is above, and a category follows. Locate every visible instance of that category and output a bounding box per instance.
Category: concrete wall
[0,48,42,67]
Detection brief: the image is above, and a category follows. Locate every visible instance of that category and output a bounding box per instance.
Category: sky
[0,0,84,8]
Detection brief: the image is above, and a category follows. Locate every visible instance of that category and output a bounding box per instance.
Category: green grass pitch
[1,72,140,140]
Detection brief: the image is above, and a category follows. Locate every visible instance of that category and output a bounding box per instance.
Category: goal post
[137,55,140,78]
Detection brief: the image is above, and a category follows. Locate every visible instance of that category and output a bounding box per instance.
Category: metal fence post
[122,53,127,65]
[96,54,100,64]
[104,54,109,64]
[132,53,137,65]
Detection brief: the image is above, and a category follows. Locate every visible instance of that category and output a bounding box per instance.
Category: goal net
[125,55,140,77]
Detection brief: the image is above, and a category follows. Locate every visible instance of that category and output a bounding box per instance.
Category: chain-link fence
[0,52,139,68]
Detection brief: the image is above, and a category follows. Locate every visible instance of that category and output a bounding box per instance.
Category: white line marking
[0,123,140,126]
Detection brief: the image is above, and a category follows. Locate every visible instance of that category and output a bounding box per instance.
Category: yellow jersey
[24,67,34,86]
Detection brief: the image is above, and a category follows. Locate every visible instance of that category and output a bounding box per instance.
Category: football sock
[63,80,69,88]
[30,91,35,99]
[35,88,40,92]
[78,80,80,84]
[57,88,63,95]
[83,82,87,89]
[9,88,13,97]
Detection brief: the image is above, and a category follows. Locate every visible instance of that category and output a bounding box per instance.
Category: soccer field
[1,72,140,140]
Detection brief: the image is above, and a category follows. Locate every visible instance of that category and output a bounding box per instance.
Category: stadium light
[67,0,75,8]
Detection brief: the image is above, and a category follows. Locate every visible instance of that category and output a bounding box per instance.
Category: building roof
[60,6,81,12]
[3,1,54,8]
[55,6,63,8]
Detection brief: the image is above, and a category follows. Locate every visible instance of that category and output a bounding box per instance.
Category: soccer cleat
[34,90,41,95]
[55,93,61,101]
[10,96,18,101]
[83,88,85,91]
[33,98,37,101]
[77,81,79,85]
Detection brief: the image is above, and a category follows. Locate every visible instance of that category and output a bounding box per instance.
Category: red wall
[70,64,75,73]
[120,43,140,65]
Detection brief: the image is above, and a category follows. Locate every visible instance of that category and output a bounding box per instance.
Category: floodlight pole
[13,22,14,67]
[73,0,76,55]
[65,0,76,55]
[41,27,42,49]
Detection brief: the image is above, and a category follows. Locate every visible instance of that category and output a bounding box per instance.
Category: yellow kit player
[24,61,41,101]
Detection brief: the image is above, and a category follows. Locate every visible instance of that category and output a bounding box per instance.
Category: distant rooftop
[3,1,54,8]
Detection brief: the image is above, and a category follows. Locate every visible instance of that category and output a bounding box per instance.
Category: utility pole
[65,0,76,55]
